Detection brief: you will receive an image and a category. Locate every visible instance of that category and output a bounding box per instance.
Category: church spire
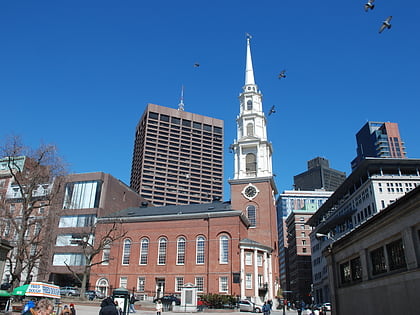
[177,85,185,111]
[245,34,255,86]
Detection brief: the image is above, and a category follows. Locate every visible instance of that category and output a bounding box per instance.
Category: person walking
[69,304,76,315]
[59,305,71,315]
[129,294,137,313]
[99,297,119,315]
[262,302,271,315]
[155,300,163,315]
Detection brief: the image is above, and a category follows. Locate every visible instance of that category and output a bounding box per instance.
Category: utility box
[113,288,129,315]
[179,283,197,312]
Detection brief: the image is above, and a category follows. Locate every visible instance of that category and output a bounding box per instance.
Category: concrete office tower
[351,121,407,170]
[130,103,224,206]
[294,157,346,191]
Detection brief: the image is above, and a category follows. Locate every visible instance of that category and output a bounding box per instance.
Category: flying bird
[268,105,276,116]
[364,0,375,12]
[193,63,200,68]
[278,70,286,79]
[379,16,392,34]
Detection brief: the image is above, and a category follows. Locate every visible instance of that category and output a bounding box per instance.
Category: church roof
[98,200,250,226]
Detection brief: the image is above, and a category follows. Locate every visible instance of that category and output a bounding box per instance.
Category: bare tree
[0,135,67,288]
[63,220,127,299]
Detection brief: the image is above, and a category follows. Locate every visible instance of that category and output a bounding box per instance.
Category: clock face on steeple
[242,184,259,200]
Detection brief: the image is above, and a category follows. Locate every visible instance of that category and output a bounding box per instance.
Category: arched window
[247,100,253,110]
[196,236,206,264]
[122,239,131,265]
[140,238,149,265]
[247,205,257,227]
[246,153,257,174]
[219,235,229,264]
[177,237,186,265]
[158,237,167,265]
[102,239,111,265]
[96,278,109,298]
[246,123,254,136]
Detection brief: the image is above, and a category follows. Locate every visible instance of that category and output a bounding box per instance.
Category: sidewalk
[72,304,299,315]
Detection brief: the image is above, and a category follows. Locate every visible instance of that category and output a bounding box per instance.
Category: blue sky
[1,0,419,200]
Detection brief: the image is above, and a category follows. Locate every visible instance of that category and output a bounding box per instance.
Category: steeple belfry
[231,36,273,180]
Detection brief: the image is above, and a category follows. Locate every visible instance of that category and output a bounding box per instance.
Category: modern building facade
[276,190,332,300]
[43,172,146,288]
[324,185,420,315]
[293,157,346,191]
[130,103,224,206]
[307,158,420,304]
[351,121,407,170]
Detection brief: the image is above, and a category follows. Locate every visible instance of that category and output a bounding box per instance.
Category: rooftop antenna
[178,85,185,111]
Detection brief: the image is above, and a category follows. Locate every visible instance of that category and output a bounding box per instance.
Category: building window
[177,237,186,265]
[245,252,252,265]
[196,236,205,264]
[59,215,96,228]
[246,123,254,137]
[219,277,228,292]
[340,261,351,284]
[247,205,256,227]
[387,238,406,271]
[219,235,229,264]
[63,180,102,209]
[351,257,362,281]
[245,274,252,289]
[195,277,204,292]
[246,154,256,174]
[120,277,128,289]
[138,277,145,292]
[257,255,263,266]
[52,253,85,266]
[370,247,387,275]
[246,100,253,110]
[302,248,307,253]
[122,239,131,265]
[102,240,111,265]
[175,277,184,292]
[140,238,149,265]
[158,237,167,265]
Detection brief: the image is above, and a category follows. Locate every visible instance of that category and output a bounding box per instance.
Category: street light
[315,233,337,241]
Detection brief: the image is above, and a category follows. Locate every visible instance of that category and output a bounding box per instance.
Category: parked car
[85,290,104,300]
[153,295,181,305]
[321,303,331,311]
[238,300,263,313]
[60,287,80,296]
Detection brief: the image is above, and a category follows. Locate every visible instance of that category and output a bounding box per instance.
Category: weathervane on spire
[246,32,252,40]
[178,85,185,111]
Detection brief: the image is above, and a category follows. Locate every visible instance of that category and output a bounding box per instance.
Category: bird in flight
[193,63,200,68]
[379,16,392,33]
[278,70,286,79]
[364,0,375,12]
[268,105,276,116]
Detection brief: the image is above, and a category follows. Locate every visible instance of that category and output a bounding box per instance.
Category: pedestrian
[99,297,118,315]
[27,299,54,315]
[155,299,163,315]
[262,302,270,315]
[129,294,137,313]
[114,301,122,315]
[60,305,71,315]
[69,304,76,315]
[22,300,36,315]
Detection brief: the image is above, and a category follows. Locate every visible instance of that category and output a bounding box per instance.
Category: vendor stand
[11,282,60,314]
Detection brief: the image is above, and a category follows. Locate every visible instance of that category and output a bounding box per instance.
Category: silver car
[238,300,262,313]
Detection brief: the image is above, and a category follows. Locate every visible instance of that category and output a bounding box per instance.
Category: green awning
[0,290,11,297]
[12,284,29,296]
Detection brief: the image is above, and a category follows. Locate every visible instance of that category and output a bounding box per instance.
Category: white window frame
[196,236,205,264]
[245,273,252,289]
[140,238,149,265]
[219,276,228,292]
[177,237,186,265]
[158,237,167,265]
[245,252,252,265]
[122,239,131,265]
[219,235,229,264]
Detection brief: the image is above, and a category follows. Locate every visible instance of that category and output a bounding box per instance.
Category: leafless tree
[0,135,67,288]
[62,220,127,299]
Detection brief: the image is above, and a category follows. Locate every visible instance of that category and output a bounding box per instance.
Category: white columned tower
[232,36,273,180]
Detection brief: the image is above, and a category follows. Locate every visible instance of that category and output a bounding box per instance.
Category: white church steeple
[232,35,273,180]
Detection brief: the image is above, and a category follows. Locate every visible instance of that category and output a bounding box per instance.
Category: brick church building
[90,36,279,304]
